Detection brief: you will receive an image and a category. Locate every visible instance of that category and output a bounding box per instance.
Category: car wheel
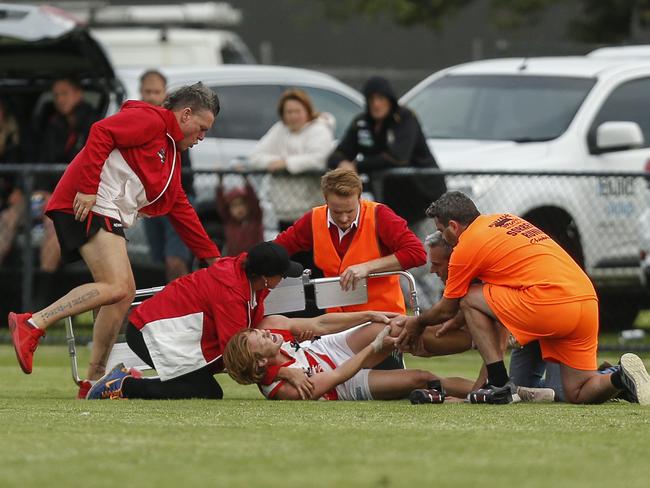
[524,207,584,267]
[598,291,643,331]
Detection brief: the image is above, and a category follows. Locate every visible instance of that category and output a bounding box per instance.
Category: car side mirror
[594,121,644,154]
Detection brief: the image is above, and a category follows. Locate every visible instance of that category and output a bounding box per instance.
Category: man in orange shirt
[396,191,650,405]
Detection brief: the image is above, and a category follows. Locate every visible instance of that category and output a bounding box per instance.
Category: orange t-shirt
[443,214,596,304]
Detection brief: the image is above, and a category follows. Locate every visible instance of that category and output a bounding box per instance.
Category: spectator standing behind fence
[216,176,264,256]
[0,81,96,291]
[0,98,25,262]
[7,83,221,401]
[249,89,335,230]
[139,70,196,281]
[327,76,446,226]
[0,98,21,169]
[38,78,97,191]
[275,169,427,370]
[37,78,99,286]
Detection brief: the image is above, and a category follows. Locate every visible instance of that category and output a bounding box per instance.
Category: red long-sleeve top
[274,203,426,270]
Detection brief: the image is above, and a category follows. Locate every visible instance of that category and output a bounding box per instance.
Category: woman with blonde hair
[250,89,335,230]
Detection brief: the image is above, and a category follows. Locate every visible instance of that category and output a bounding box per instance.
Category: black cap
[247,241,303,278]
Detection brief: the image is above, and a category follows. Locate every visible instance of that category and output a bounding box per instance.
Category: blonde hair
[277,89,318,123]
[320,168,363,199]
[223,329,267,385]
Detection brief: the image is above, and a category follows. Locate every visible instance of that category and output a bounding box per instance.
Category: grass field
[1,345,649,488]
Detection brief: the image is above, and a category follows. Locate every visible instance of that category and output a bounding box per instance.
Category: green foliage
[316,0,650,43]
[491,0,557,30]
[317,0,473,30]
[568,0,650,43]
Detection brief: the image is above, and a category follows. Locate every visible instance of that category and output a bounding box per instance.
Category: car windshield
[406,74,596,141]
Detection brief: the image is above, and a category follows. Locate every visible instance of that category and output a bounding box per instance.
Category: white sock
[27,318,40,329]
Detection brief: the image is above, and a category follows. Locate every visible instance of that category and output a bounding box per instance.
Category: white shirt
[327,205,360,242]
[249,113,335,174]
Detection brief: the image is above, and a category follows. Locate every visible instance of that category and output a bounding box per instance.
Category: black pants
[123,323,223,400]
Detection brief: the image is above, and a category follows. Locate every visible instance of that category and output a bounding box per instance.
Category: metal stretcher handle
[304,270,420,316]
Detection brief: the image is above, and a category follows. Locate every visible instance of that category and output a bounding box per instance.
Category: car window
[220,42,249,64]
[207,84,284,140]
[294,86,362,139]
[591,77,650,148]
[406,75,595,142]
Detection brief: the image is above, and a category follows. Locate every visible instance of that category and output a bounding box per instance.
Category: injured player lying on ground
[223,313,554,403]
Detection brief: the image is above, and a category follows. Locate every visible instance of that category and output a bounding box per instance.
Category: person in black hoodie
[327,76,446,225]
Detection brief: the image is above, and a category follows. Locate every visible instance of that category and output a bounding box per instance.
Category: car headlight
[446,175,499,200]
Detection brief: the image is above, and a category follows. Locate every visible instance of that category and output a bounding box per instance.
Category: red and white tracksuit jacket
[46,100,219,260]
[129,254,269,381]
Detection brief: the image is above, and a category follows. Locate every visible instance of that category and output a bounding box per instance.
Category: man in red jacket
[8,83,221,395]
[85,241,306,400]
[274,168,426,370]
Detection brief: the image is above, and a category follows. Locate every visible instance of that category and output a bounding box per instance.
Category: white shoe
[516,386,555,403]
[619,353,650,405]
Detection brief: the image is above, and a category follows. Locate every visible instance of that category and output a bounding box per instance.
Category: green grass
[1,346,650,488]
[636,310,650,329]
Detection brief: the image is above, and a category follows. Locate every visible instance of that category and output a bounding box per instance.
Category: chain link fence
[1,165,649,333]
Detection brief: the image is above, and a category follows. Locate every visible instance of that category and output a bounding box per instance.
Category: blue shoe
[86,363,130,400]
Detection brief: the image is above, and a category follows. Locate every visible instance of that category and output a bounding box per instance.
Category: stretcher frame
[65,270,420,385]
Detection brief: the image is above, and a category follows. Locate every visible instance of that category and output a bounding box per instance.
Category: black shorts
[48,210,125,264]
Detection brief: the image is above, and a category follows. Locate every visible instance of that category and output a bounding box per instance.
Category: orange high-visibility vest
[312,200,406,313]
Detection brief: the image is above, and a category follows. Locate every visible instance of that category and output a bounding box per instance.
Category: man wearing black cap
[327,76,446,225]
[84,241,306,400]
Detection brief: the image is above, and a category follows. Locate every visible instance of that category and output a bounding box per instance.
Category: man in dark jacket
[327,76,446,224]
[38,78,98,191]
[31,79,99,298]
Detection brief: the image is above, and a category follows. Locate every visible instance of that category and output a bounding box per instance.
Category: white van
[67,1,256,68]
[91,28,256,68]
[401,56,650,328]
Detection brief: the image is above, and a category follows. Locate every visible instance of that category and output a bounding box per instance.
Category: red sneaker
[77,380,93,399]
[8,312,45,374]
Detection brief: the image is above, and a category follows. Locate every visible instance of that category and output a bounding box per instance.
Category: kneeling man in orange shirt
[396,191,650,405]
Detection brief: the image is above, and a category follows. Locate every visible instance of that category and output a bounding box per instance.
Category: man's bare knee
[121,281,136,304]
[412,369,437,389]
[564,391,581,404]
[105,279,136,305]
[560,366,601,404]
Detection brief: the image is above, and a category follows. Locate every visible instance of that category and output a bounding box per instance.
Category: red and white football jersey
[258,329,339,400]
